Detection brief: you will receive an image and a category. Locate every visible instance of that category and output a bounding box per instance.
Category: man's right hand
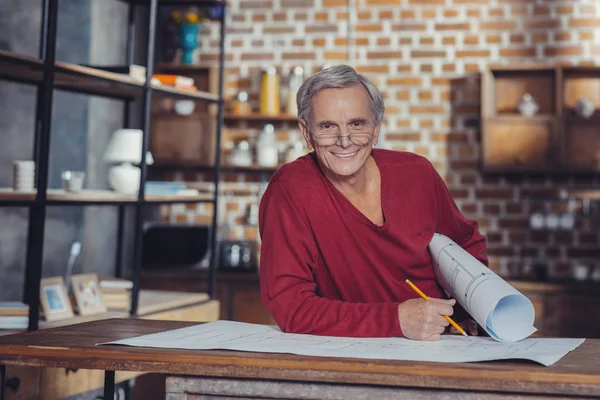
[397,298,455,341]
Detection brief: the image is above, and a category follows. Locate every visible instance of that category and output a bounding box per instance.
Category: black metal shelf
[7,0,227,334]
[0,50,220,102]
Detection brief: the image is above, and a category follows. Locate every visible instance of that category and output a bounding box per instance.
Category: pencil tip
[462,332,468,337]
[405,279,409,283]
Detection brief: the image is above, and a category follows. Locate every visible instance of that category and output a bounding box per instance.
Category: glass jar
[232,91,251,115]
[260,66,280,115]
[256,124,279,167]
[286,66,305,116]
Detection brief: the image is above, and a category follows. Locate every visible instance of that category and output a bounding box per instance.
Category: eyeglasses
[312,120,375,147]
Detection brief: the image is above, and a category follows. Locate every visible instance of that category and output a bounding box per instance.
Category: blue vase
[178,23,199,64]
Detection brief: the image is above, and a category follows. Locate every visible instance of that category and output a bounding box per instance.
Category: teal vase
[178,23,200,64]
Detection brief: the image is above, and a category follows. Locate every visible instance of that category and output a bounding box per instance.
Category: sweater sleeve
[431,165,488,267]
[430,164,488,323]
[259,180,403,338]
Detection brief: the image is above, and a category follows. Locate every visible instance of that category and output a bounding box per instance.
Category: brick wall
[166,0,600,280]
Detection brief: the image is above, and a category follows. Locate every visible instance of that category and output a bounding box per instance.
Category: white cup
[13,160,35,191]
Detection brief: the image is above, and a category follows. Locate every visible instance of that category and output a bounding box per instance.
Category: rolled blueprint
[428,233,536,342]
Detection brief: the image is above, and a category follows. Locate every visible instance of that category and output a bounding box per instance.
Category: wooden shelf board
[0,188,213,203]
[0,329,25,337]
[0,188,36,200]
[150,161,280,174]
[484,115,556,122]
[224,113,298,122]
[39,290,210,329]
[0,50,218,102]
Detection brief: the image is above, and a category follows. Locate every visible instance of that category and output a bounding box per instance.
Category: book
[99,277,133,290]
[0,315,28,329]
[0,301,29,317]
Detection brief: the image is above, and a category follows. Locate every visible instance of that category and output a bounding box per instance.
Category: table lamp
[104,129,153,195]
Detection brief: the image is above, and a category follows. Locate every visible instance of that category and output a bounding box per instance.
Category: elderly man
[259,65,487,341]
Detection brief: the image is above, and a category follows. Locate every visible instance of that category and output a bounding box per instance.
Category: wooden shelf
[487,115,555,122]
[119,0,225,5]
[224,113,298,122]
[150,161,281,174]
[39,290,211,329]
[0,50,218,102]
[0,188,214,204]
[566,189,600,200]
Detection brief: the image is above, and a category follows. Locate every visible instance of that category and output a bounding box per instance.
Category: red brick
[408,0,444,3]
[580,31,594,40]
[420,64,434,73]
[367,0,401,4]
[456,50,490,57]
[379,10,394,19]
[556,5,574,14]
[412,50,446,57]
[356,38,369,45]
[499,48,536,57]
[510,33,525,44]
[368,51,404,59]
[400,10,416,19]
[314,12,328,21]
[377,38,391,46]
[498,218,529,229]
[479,21,517,30]
[486,34,502,44]
[410,105,445,114]
[357,11,371,20]
[580,5,598,15]
[336,11,348,19]
[231,40,243,48]
[570,19,600,28]
[391,23,427,31]
[444,9,459,18]
[397,64,411,72]
[443,64,456,72]
[544,46,584,57]
[356,65,389,73]
[466,9,481,17]
[488,7,504,17]
[356,24,383,32]
[532,33,548,43]
[305,24,338,33]
[533,5,550,15]
[436,22,470,31]
[334,38,348,46]
[263,26,295,34]
[240,0,273,8]
[386,132,422,141]
[388,77,421,85]
[523,19,561,30]
[419,37,435,45]
[282,52,316,60]
[252,14,266,22]
[312,38,325,46]
[442,37,456,45]
[421,10,437,18]
[475,188,514,199]
[419,90,433,100]
[324,52,347,60]
[323,0,346,5]
[554,32,571,42]
[464,35,479,45]
[398,37,412,45]
[273,12,286,21]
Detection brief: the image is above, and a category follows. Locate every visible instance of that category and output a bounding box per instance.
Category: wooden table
[0,319,598,400]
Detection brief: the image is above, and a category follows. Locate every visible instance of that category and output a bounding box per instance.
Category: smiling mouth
[332,151,358,159]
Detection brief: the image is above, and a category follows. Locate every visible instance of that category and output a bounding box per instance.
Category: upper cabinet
[481,64,600,174]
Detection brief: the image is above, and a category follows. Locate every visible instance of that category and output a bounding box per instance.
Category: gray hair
[296,64,385,128]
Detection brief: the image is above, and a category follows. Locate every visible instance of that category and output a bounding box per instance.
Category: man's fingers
[429,297,456,306]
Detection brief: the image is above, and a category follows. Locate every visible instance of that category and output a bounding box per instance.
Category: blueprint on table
[429,233,537,342]
[101,320,583,367]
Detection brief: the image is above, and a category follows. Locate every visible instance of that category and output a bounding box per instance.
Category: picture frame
[40,277,74,322]
[70,273,107,316]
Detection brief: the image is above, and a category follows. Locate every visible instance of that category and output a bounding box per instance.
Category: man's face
[300,85,382,178]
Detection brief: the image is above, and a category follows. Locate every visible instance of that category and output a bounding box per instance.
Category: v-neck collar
[316,149,390,232]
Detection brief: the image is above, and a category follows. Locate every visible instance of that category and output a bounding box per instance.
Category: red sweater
[259,149,487,338]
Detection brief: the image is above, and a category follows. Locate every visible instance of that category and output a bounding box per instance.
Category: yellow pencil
[405,279,468,337]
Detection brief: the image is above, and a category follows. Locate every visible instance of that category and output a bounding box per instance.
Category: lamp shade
[104,129,144,163]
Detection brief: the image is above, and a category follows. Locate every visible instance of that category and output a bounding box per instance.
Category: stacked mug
[13,160,35,191]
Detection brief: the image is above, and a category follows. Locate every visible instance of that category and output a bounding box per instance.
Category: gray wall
[0,0,130,300]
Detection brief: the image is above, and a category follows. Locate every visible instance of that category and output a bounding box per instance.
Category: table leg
[0,365,5,400]
[104,370,115,400]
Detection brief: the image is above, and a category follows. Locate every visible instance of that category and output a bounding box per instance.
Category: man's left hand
[448,319,478,336]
